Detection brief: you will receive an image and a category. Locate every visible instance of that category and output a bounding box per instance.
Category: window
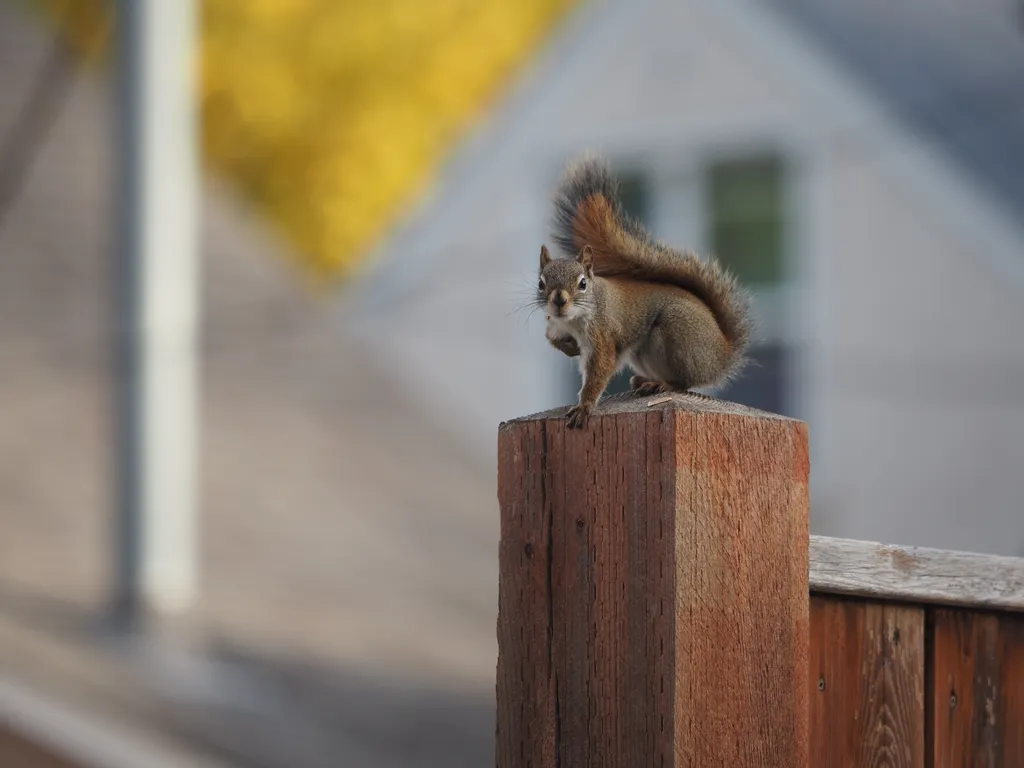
[720,343,787,414]
[706,154,785,287]
[703,153,791,415]
[563,168,650,402]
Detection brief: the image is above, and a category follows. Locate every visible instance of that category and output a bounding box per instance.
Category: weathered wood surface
[496,395,810,767]
[929,609,1024,766]
[810,597,925,767]
[810,536,1024,612]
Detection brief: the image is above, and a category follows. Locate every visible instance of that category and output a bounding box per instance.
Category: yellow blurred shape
[33,0,579,281]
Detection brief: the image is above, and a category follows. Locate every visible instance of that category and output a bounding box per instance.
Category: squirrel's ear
[540,244,552,269]
[577,244,594,270]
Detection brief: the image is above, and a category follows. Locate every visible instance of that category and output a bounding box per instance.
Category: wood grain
[811,537,1024,612]
[673,409,810,766]
[930,609,1024,766]
[1003,614,1024,763]
[496,419,556,768]
[496,398,809,767]
[810,597,925,767]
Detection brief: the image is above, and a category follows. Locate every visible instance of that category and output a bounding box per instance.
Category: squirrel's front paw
[565,403,593,429]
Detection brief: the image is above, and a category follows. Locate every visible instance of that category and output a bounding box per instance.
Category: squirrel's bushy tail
[551,154,754,363]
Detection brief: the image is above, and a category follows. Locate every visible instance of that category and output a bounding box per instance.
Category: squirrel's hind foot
[630,377,675,396]
[630,377,708,398]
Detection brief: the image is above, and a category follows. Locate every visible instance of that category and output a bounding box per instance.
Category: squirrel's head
[538,244,595,320]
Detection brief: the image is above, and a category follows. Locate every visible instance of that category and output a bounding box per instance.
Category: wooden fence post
[496,394,810,767]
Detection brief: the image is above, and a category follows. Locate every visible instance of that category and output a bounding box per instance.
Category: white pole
[113,0,198,625]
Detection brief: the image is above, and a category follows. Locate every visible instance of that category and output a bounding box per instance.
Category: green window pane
[706,155,785,287]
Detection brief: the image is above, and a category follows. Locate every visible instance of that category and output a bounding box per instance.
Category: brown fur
[561,170,753,362]
[539,156,757,428]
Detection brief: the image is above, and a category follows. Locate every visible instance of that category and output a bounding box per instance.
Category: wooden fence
[496,394,1024,767]
[810,538,1024,766]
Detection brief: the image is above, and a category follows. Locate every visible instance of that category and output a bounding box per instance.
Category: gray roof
[765,0,1024,220]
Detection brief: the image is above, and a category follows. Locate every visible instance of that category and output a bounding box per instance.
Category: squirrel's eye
[578,277,587,291]
[538,279,545,292]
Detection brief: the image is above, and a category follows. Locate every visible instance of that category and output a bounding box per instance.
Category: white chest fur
[547,316,645,384]
[546,316,592,378]
[546,316,581,341]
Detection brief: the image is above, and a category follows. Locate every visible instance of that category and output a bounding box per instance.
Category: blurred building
[345,0,1024,556]
[0,2,496,766]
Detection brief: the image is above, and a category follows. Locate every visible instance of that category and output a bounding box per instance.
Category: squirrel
[537,155,754,429]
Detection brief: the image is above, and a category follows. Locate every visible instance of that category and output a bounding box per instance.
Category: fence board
[810,597,924,767]
[1003,616,1024,763]
[930,609,1024,766]
[884,605,926,768]
[810,596,867,765]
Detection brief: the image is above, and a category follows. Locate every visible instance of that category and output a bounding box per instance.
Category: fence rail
[496,394,1024,767]
[810,535,1024,612]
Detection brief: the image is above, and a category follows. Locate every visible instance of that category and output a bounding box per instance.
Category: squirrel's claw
[631,378,671,396]
[565,403,592,429]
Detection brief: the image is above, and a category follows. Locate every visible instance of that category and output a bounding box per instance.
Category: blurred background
[1,0,1023,765]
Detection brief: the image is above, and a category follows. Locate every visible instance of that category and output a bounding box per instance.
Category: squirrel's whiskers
[538,154,754,429]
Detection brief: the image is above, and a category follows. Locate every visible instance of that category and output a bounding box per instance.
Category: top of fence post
[496,391,810,767]
[500,390,803,429]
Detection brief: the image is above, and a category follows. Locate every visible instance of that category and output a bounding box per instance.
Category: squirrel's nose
[552,291,568,308]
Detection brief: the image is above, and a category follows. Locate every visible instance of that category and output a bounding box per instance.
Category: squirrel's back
[551,155,754,371]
